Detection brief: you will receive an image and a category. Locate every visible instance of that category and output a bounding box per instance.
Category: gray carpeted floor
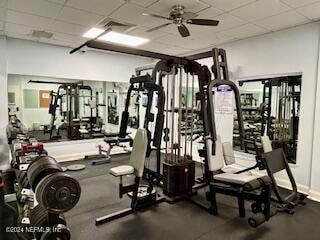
[62,154,320,240]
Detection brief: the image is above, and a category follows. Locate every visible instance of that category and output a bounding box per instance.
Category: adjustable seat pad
[110,165,134,176]
[261,136,272,153]
[109,129,148,178]
[222,142,236,165]
[214,172,257,185]
[221,142,251,173]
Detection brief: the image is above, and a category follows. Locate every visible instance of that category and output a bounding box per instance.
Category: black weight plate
[36,172,81,214]
[30,205,66,240]
[27,156,62,191]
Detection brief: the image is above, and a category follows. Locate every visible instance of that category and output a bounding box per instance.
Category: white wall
[6,38,152,82]
[198,22,320,193]
[0,36,9,166]
[310,30,320,194]
[0,36,8,136]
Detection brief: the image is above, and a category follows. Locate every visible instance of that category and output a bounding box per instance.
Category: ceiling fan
[142,5,219,38]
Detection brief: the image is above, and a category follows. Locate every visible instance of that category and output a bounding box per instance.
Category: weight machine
[46,81,106,140]
[70,38,274,227]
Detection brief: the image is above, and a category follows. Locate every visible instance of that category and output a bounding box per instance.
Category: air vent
[97,18,136,33]
[31,30,54,39]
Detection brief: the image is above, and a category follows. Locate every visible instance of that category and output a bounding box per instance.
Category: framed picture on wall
[39,90,52,108]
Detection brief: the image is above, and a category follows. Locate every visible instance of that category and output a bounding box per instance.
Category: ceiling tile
[111,3,169,28]
[256,11,309,31]
[148,0,210,15]
[46,0,67,5]
[196,6,224,19]
[0,7,5,20]
[51,32,75,43]
[280,0,320,8]
[6,10,52,29]
[139,41,189,55]
[8,0,63,18]
[131,0,160,7]
[5,22,34,35]
[47,20,89,36]
[0,0,7,8]
[56,6,104,26]
[230,0,290,21]
[39,37,72,47]
[296,2,320,20]
[5,31,34,41]
[155,34,202,49]
[209,13,246,33]
[201,0,257,11]
[126,26,170,40]
[66,0,125,16]
[208,32,238,45]
[221,23,267,39]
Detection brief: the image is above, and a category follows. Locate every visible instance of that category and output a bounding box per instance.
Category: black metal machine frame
[69,40,275,227]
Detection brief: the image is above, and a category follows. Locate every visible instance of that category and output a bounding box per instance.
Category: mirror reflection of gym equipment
[107,91,119,126]
[237,76,301,163]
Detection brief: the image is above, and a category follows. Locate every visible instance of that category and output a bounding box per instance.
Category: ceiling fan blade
[178,24,190,38]
[142,13,170,20]
[146,23,172,32]
[181,12,198,20]
[187,19,219,26]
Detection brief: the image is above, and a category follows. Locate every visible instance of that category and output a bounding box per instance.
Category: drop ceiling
[0,0,320,56]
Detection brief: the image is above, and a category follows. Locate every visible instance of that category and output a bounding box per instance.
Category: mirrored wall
[236,74,302,163]
[7,74,137,142]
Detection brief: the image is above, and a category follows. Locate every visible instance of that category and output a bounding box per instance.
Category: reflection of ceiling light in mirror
[83,27,149,47]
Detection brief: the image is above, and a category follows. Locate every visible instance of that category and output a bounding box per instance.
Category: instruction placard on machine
[215,86,233,114]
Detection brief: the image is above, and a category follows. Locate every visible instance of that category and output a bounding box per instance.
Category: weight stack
[163,160,195,197]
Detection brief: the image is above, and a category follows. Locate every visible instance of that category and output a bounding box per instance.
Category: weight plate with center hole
[66,164,86,171]
[35,172,81,213]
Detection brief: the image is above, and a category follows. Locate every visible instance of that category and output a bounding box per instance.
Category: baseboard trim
[251,170,320,202]
[275,177,320,202]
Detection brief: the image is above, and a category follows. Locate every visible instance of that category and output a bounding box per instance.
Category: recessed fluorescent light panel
[83,27,149,47]
[83,27,104,38]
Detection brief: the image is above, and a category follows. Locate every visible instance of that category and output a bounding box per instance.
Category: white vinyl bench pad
[222,163,245,173]
[214,173,257,185]
[110,165,134,176]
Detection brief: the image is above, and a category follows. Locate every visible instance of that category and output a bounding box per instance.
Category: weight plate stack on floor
[30,205,67,240]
